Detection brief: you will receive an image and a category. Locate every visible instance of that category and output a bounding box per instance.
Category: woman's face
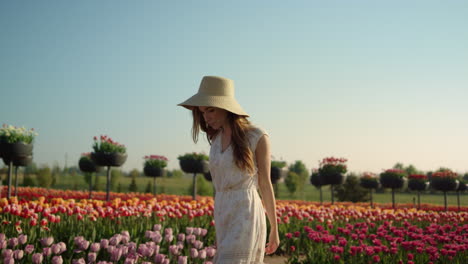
[198,106,229,130]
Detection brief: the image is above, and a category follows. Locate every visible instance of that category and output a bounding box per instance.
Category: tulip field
[0,187,467,263]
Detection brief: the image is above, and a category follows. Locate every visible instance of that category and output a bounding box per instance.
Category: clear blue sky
[1,0,467,174]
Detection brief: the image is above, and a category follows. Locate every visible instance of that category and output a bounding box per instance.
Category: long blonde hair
[191,108,256,174]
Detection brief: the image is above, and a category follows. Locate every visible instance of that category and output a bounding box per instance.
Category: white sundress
[209,126,268,264]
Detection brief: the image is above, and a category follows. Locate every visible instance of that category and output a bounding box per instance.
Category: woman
[178,76,279,263]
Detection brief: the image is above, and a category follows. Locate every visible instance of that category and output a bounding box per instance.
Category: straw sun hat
[178,76,249,117]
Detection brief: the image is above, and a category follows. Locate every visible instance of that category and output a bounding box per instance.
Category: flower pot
[91,152,127,167]
[380,174,405,189]
[203,171,212,182]
[310,173,324,187]
[179,159,209,174]
[430,177,458,192]
[0,142,33,160]
[79,158,102,173]
[319,172,344,185]
[408,179,428,191]
[144,166,164,177]
[360,178,379,189]
[2,155,33,167]
[271,167,285,184]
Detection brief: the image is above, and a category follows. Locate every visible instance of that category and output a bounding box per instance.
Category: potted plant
[310,169,324,204]
[178,152,209,174]
[91,135,127,167]
[380,169,407,209]
[79,152,102,173]
[90,135,127,201]
[143,154,168,195]
[178,152,209,200]
[360,172,379,208]
[430,170,459,211]
[79,153,102,199]
[143,155,168,177]
[0,124,37,199]
[0,124,37,160]
[318,157,347,185]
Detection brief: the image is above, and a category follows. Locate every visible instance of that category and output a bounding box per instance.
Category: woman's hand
[265,229,280,255]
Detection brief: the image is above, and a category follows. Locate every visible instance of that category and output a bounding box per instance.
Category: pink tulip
[190,248,199,258]
[90,242,100,252]
[43,247,52,257]
[3,257,14,264]
[164,234,173,243]
[14,249,24,260]
[0,240,6,249]
[72,258,86,264]
[18,234,27,245]
[178,256,187,264]
[206,247,216,258]
[88,252,97,263]
[40,237,54,247]
[32,253,43,264]
[51,243,62,255]
[110,247,122,262]
[51,255,63,264]
[100,239,109,249]
[8,238,18,248]
[162,259,170,264]
[198,249,207,259]
[2,249,13,258]
[177,233,185,241]
[153,224,162,231]
[154,253,166,264]
[25,244,35,254]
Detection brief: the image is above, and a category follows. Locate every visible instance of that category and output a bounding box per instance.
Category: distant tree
[463,173,468,181]
[22,174,36,187]
[110,169,122,191]
[145,181,152,193]
[128,169,139,192]
[285,171,300,197]
[36,167,53,188]
[393,163,404,170]
[24,162,38,175]
[335,174,369,203]
[51,164,62,187]
[288,160,308,195]
[117,183,122,193]
[167,169,184,179]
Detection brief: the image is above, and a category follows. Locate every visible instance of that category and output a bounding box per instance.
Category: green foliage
[83,172,93,186]
[110,169,122,191]
[117,183,122,193]
[271,160,287,169]
[128,170,138,192]
[335,174,370,202]
[24,163,38,175]
[285,171,300,196]
[167,169,184,178]
[36,167,53,188]
[178,152,209,161]
[0,124,38,144]
[145,181,152,193]
[143,155,168,168]
[319,164,347,176]
[93,175,102,191]
[129,169,140,178]
[289,160,308,187]
[22,174,36,186]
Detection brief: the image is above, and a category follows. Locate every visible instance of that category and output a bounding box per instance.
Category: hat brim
[178,94,249,117]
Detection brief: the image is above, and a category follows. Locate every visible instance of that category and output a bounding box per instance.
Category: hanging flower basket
[380,169,406,189]
[408,174,428,191]
[271,160,287,184]
[143,155,168,178]
[79,154,102,173]
[0,142,33,160]
[203,171,212,182]
[430,171,459,192]
[310,171,324,188]
[91,152,127,167]
[360,172,379,189]
[2,155,33,167]
[178,153,209,174]
[318,157,347,185]
[0,124,37,159]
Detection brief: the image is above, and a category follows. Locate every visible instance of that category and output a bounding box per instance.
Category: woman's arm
[256,134,279,255]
